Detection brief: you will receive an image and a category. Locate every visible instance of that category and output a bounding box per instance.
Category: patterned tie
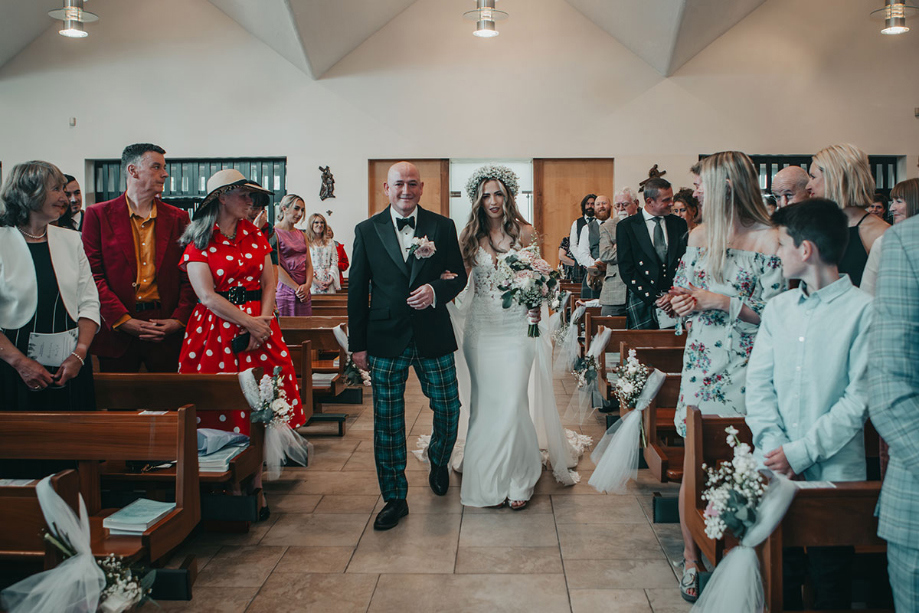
[653,217,667,264]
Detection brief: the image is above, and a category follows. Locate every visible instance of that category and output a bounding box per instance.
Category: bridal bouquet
[495,244,561,337]
[343,358,372,387]
[615,349,654,410]
[701,426,768,540]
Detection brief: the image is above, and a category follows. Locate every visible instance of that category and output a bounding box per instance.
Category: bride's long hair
[459,178,529,269]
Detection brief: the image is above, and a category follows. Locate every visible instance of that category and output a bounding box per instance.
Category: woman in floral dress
[178,169,305,435]
[664,152,785,602]
[306,213,339,294]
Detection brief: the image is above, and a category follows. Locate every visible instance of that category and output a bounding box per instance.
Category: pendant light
[464,0,508,38]
[48,0,99,39]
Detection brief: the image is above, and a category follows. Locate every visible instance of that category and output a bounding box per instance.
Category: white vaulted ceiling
[0,0,770,78]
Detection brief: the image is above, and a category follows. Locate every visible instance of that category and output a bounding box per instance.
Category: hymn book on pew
[103,498,176,534]
[199,444,248,472]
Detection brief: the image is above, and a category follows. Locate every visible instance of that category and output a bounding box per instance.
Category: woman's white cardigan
[0,225,100,331]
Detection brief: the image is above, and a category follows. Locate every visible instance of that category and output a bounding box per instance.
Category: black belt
[217,287,262,305]
[134,300,162,313]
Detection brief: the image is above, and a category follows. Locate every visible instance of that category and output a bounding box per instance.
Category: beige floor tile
[269,494,322,514]
[285,470,381,495]
[140,586,258,612]
[261,513,370,547]
[645,588,693,612]
[455,546,563,574]
[372,486,464,514]
[569,588,652,612]
[304,446,355,471]
[163,540,222,571]
[315,494,382,514]
[463,494,552,514]
[459,513,559,548]
[347,513,461,574]
[368,573,571,612]
[552,494,649,524]
[405,467,461,488]
[535,469,603,495]
[194,513,280,547]
[194,545,285,588]
[274,546,355,573]
[564,559,678,589]
[247,572,378,613]
[341,449,378,471]
[558,522,664,560]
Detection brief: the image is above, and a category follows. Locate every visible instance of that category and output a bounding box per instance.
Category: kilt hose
[368,343,460,501]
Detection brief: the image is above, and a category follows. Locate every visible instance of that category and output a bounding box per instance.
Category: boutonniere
[408,236,436,259]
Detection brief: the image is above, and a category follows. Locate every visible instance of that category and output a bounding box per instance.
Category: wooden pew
[684,406,751,566]
[0,469,80,570]
[631,346,685,374]
[641,374,684,483]
[94,373,269,499]
[0,408,200,565]
[310,294,349,316]
[582,314,627,401]
[597,328,685,403]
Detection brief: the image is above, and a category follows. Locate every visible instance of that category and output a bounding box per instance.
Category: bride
[437,165,586,510]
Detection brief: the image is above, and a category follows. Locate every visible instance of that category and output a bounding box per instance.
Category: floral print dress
[673,247,785,437]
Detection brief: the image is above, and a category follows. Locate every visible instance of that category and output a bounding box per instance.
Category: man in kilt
[348,162,468,531]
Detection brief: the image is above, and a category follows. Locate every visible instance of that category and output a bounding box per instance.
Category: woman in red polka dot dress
[178,169,304,435]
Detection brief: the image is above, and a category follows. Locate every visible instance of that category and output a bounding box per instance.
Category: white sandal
[679,559,700,603]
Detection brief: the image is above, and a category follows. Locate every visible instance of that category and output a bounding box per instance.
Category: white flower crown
[465,165,520,203]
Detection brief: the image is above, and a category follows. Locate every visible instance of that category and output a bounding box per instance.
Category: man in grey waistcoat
[575,195,612,300]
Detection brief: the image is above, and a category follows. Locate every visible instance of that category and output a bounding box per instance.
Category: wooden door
[368,159,449,217]
[533,158,614,268]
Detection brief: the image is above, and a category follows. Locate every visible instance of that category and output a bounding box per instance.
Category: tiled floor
[146,371,689,612]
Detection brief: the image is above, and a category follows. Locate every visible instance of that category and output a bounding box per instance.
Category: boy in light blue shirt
[745,198,873,609]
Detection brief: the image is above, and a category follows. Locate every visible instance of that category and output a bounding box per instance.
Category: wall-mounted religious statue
[326,210,333,217]
[319,166,336,201]
[638,164,667,190]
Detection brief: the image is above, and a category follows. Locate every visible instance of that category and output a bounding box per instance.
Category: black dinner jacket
[348,205,468,359]
[616,212,688,307]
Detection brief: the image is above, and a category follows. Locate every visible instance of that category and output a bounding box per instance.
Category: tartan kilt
[626,291,658,330]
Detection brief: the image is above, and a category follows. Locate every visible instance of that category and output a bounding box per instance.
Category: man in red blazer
[82,143,196,371]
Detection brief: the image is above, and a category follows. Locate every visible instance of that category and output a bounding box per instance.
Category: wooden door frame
[532,156,615,234]
[367,159,450,218]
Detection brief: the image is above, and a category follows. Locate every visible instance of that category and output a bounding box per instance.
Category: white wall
[1,0,917,252]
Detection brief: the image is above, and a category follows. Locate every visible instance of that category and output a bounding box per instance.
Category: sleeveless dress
[275,228,312,316]
[838,212,871,287]
[178,220,305,435]
[460,246,543,506]
[309,241,339,294]
[673,247,785,437]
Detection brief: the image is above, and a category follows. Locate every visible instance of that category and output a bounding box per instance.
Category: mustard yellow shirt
[113,196,161,329]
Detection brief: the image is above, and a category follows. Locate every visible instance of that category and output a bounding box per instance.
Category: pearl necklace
[18,226,47,240]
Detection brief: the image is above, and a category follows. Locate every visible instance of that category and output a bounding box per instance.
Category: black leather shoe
[429,462,449,496]
[373,499,408,531]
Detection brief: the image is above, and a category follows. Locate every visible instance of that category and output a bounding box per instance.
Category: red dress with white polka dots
[178,219,305,435]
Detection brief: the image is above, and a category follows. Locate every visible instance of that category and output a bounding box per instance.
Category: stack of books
[199,443,248,473]
[103,498,176,535]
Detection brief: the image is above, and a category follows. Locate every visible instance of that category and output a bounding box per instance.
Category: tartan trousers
[626,290,659,330]
[368,343,460,501]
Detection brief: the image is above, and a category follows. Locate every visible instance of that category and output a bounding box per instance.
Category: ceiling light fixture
[872,0,917,35]
[464,0,508,38]
[48,0,98,39]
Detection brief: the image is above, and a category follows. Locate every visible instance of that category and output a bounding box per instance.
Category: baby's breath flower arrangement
[615,349,653,410]
[701,426,768,541]
[465,165,520,201]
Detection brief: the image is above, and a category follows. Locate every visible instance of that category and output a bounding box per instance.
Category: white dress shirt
[575,220,599,267]
[745,275,872,482]
[641,208,668,248]
[390,206,419,262]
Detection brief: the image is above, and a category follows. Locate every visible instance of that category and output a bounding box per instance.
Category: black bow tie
[397,217,415,231]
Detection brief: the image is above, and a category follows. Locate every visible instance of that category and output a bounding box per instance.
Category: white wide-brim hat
[193,169,273,220]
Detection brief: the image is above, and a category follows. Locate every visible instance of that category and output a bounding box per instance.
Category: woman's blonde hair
[891,178,919,221]
[306,213,329,245]
[811,144,875,210]
[276,194,304,224]
[459,177,529,268]
[700,151,772,283]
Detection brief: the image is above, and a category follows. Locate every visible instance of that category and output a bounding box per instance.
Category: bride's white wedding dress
[459,247,544,506]
[410,246,590,506]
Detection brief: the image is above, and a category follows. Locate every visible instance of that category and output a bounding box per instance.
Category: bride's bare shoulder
[519,224,538,246]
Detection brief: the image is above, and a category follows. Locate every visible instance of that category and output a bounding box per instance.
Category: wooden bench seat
[0,408,200,565]
[640,374,684,483]
[0,469,80,566]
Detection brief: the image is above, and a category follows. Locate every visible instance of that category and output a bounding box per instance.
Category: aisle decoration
[332,324,371,387]
[494,244,560,337]
[0,477,154,613]
[239,366,312,480]
[553,304,587,375]
[691,428,797,613]
[589,350,666,493]
[564,326,612,424]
